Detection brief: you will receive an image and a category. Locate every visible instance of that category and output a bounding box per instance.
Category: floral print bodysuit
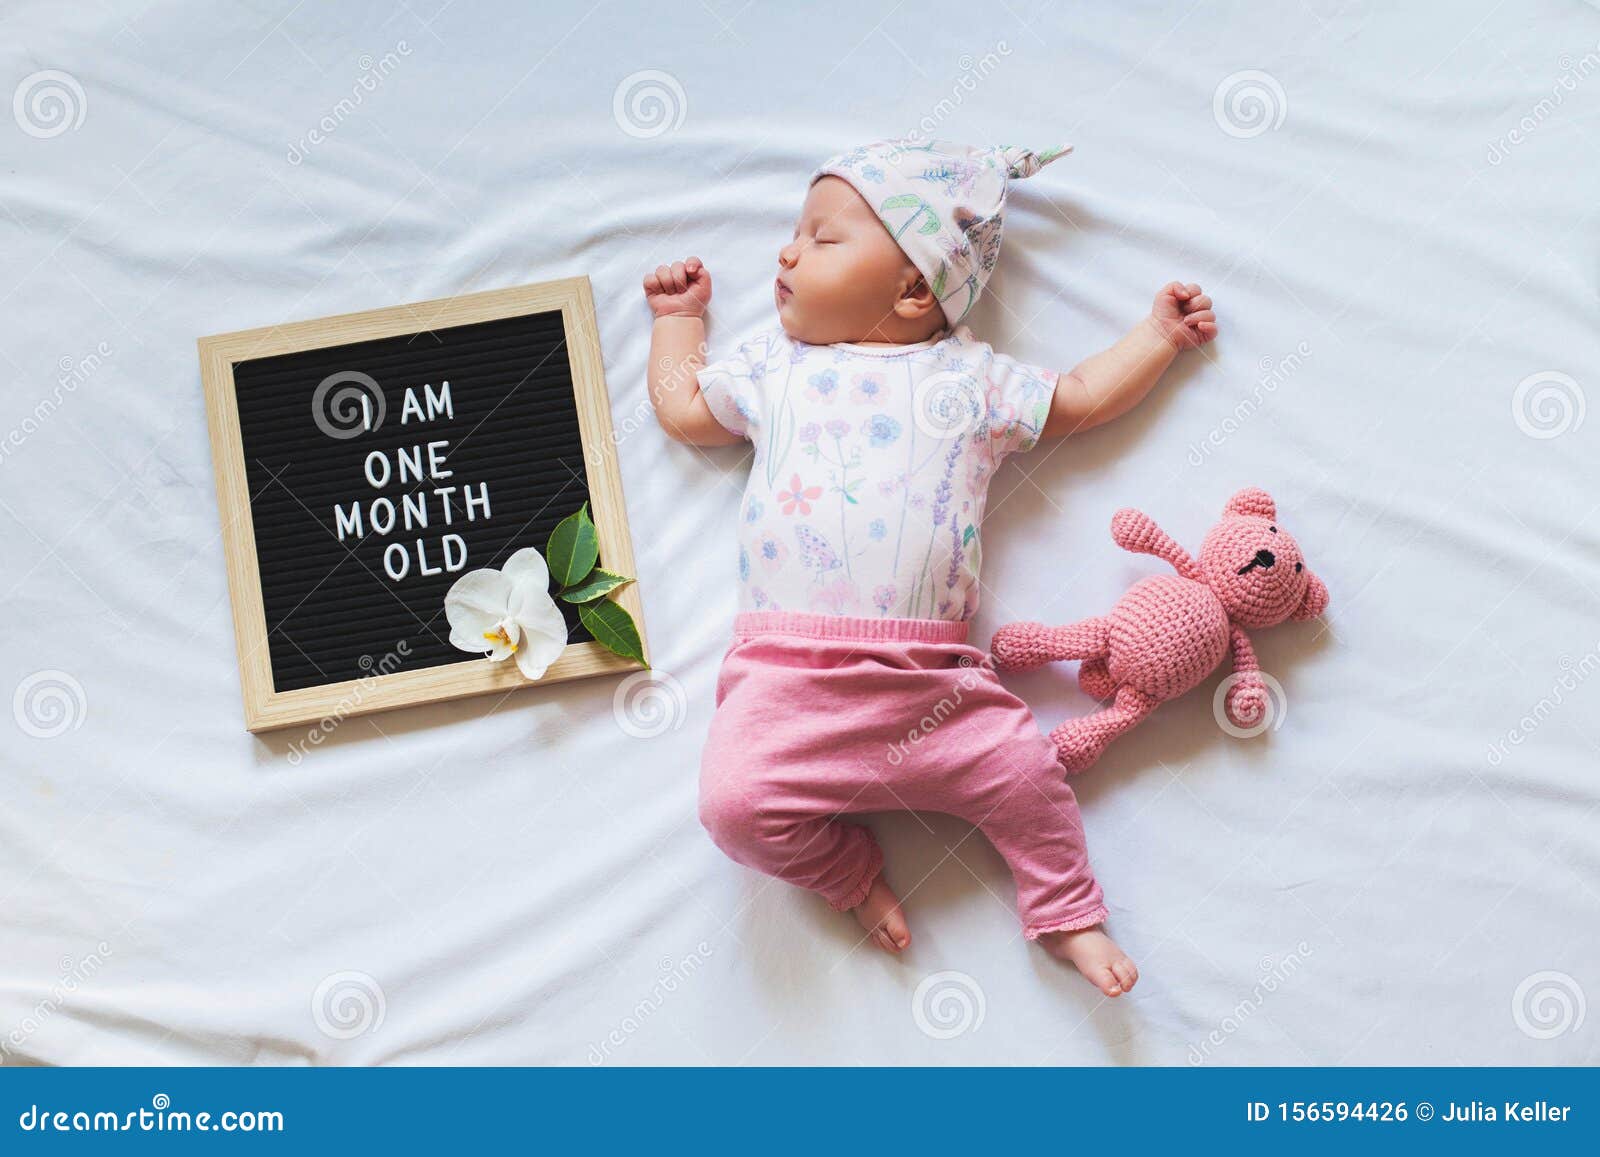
[696,326,1059,622]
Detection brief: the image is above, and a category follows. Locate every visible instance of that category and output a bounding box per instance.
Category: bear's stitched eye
[1270,526,1278,534]
[1294,562,1303,572]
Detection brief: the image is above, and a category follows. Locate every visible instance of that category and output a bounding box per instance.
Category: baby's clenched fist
[644,257,713,319]
[1150,281,1217,351]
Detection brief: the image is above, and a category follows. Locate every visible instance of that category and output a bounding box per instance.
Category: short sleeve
[984,349,1060,459]
[696,331,782,440]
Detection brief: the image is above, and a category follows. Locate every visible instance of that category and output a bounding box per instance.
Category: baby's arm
[1041,282,1216,438]
[643,257,742,446]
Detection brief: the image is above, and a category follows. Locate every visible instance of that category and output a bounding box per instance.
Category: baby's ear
[895,273,940,321]
[1292,571,1329,620]
[1224,487,1276,520]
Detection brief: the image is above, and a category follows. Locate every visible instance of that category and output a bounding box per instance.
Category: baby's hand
[644,257,713,320]
[1150,281,1217,350]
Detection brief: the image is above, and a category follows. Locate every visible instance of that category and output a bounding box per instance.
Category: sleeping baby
[644,139,1216,997]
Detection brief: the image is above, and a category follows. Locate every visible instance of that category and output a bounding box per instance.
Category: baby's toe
[1112,957,1139,992]
[1096,967,1125,998]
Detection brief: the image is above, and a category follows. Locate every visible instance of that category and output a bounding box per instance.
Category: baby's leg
[699,766,910,954]
[959,734,1109,938]
[698,761,885,916]
[699,625,943,954]
[953,731,1138,996]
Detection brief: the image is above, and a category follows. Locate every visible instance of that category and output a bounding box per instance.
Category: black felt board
[232,311,594,693]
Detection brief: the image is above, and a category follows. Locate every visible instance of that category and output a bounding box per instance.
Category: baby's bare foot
[852,876,911,954]
[1039,925,1138,997]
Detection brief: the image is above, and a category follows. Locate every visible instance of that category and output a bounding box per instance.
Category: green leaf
[560,568,633,604]
[579,598,647,666]
[930,264,948,299]
[917,213,942,235]
[879,193,920,212]
[547,502,599,587]
[962,524,976,547]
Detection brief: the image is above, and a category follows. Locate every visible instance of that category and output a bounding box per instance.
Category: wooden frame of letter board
[198,277,648,733]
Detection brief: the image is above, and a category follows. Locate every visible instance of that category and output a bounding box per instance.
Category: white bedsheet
[2,0,1597,1066]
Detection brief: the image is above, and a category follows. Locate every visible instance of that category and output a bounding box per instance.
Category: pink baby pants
[698,612,1108,939]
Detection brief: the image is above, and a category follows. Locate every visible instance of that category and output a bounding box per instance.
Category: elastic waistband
[732,611,969,644]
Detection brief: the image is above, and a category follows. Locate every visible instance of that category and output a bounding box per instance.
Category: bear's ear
[1292,571,1329,620]
[1224,487,1277,520]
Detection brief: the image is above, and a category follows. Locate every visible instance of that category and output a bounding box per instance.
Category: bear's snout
[1236,548,1276,575]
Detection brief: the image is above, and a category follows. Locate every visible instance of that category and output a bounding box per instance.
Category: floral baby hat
[811,138,1071,327]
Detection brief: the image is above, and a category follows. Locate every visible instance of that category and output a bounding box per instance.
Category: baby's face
[776,176,927,345]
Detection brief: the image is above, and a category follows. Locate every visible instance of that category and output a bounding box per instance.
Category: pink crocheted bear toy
[990,487,1328,773]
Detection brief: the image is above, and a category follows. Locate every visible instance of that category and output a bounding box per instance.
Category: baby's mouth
[775,278,792,305]
[1236,548,1276,575]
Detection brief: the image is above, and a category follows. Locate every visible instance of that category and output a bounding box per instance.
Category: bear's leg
[991,617,1110,672]
[1050,685,1160,774]
[1077,657,1116,700]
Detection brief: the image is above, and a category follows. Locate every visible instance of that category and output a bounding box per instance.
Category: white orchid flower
[444,548,569,681]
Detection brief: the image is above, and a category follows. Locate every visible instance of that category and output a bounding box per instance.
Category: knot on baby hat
[812,139,1071,326]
